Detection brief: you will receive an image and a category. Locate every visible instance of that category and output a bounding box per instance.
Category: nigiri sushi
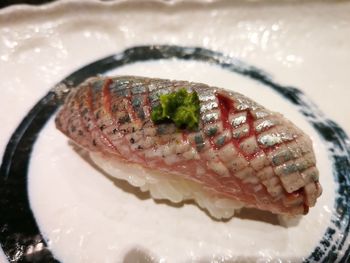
[55,76,322,219]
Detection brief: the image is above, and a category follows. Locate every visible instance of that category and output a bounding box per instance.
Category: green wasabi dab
[151,88,200,130]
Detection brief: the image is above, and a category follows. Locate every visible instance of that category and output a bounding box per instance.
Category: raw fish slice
[55,76,322,218]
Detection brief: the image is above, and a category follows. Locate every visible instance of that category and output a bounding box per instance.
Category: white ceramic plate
[0,1,349,262]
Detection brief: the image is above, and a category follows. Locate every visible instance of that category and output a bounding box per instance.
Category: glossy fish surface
[55,76,322,216]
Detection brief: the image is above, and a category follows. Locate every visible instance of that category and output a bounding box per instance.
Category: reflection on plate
[0,45,349,262]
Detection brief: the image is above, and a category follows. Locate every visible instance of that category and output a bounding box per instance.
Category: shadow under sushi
[71,142,301,227]
[121,246,304,263]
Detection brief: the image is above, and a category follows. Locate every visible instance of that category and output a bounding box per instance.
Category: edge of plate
[0,0,342,22]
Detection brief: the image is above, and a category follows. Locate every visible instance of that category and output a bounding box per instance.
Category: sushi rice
[90,152,243,219]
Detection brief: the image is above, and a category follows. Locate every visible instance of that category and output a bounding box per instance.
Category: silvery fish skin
[55,76,322,215]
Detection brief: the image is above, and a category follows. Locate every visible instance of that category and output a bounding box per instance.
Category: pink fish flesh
[55,76,322,216]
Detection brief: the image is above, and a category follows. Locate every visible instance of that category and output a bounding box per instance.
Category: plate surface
[0,0,350,262]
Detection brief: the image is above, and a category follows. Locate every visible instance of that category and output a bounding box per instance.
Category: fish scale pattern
[55,75,322,215]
